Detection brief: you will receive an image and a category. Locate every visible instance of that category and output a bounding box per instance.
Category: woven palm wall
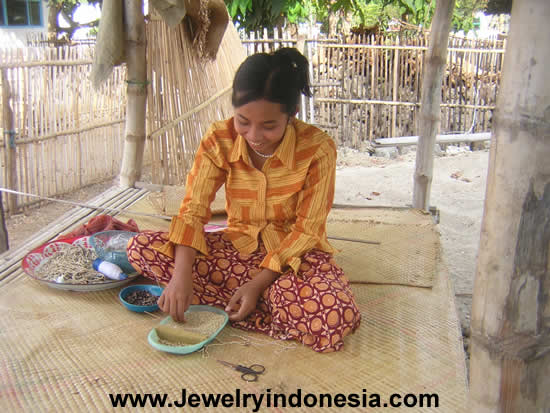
[146,12,246,185]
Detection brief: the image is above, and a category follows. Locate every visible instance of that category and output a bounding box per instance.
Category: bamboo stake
[392,37,399,139]
[52,48,59,196]
[163,25,176,184]
[37,66,44,200]
[412,0,455,211]
[316,98,418,106]
[338,48,345,145]
[147,21,159,184]
[14,52,23,207]
[368,47,374,142]
[0,191,7,252]
[360,39,366,109]
[2,69,17,214]
[307,40,315,124]
[0,119,125,146]
[0,60,93,70]
[249,31,254,55]
[120,0,147,188]
[74,65,82,188]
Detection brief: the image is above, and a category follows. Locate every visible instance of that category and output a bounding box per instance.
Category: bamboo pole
[369,46,374,141]
[147,87,232,140]
[2,69,17,214]
[392,37,399,139]
[0,119,125,146]
[240,38,297,45]
[412,0,455,211]
[319,44,505,53]
[307,40,315,124]
[0,191,8,252]
[0,60,93,70]
[120,0,147,188]
[469,0,550,410]
[315,97,413,107]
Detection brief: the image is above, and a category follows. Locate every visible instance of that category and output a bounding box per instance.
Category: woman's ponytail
[232,47,312,115]
[272,48,312,98]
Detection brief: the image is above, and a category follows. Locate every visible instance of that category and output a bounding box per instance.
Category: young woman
[127,48,361,352]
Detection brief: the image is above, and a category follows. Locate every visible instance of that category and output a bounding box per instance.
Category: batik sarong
[127,231,361,352]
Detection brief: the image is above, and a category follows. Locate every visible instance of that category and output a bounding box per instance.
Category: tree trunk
[327,0,338,38]
[469,0,550,411]
[47,1,60,42]
[119,0,147,188]
[412,0,455,210]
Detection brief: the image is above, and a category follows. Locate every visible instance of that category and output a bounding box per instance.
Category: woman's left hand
[225,269,279,321]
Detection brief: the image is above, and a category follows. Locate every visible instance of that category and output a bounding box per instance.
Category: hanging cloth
[90,0,126,89]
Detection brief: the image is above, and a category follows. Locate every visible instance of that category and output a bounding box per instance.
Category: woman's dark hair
[232,48,312,115]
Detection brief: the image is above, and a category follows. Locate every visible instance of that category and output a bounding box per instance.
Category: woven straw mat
[0,203,466,412]
[139,190,438,287]
[327,208,439,287]
[0,258,466,412]
[146,185,227,218]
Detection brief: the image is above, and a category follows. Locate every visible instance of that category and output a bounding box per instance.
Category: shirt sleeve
[260,138,336,274]
[155,126,226,258]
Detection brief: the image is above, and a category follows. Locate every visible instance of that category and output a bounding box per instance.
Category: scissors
[217,359,265,382]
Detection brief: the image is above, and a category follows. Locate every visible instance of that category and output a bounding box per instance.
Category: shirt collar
[229,130,248,163]
[228,118,297,170]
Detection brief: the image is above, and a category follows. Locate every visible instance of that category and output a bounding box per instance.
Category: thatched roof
[145,11,246,185]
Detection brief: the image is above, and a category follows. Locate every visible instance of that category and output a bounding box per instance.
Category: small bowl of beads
[119,284,164,313]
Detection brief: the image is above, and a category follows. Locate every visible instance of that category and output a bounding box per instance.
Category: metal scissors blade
[217,359,265,382]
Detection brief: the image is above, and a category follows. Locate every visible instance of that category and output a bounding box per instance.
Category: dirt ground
[334,144,489,369]
[5,144,488,369]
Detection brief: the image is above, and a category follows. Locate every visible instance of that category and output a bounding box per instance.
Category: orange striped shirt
[156,117,337,273]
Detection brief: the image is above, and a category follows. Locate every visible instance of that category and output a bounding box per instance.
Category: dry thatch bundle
[146,9,246,185]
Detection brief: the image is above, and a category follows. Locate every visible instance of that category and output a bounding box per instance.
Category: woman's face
[234,99,290,156]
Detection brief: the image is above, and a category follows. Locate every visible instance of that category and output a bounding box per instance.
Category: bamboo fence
[0,44,127,214]
[244,31,506,147]
[145,13,246,186]
[0,27,506,213]
[240,27,297,55]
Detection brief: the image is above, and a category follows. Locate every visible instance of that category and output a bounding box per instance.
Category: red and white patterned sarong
[127,231,361,352]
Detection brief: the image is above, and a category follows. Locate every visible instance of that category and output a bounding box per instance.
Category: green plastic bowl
[148,305,228,355]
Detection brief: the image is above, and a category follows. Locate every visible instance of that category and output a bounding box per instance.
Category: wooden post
[0,191,8,252]
[119,0,147,188]
[391,37,399,140]
[2,68,17,214]
[412,0,455,210]
[469,0,550,411]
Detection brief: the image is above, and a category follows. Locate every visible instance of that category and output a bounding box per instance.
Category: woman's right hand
[158,244,197,322]
[158,273,193,322]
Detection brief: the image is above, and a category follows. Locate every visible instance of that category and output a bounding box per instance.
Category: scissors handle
[247,364,265,374]
[239,364,265,382]
[217,360,265,382]
[241,372,258,382]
